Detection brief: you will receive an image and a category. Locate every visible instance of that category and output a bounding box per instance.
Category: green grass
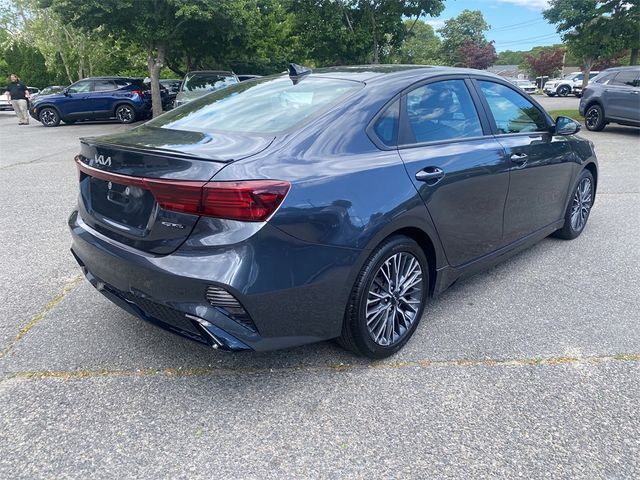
[547,109,584,121]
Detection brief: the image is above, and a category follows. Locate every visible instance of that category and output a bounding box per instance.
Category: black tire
[63,119,76,125]
[39,107,60,127]
[585,104,606,131]
[557,85,571,97]
[546,93,556,97]
[338,235,429,359]
[553,169,595,240]
[114,104,136,124]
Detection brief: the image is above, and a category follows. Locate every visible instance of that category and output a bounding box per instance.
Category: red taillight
[131,89,145,97]
[75,157,290,222]
[201,181,291,221]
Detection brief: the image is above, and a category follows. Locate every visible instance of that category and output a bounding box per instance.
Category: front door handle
[415,167,445,183]
[510,153,528,163]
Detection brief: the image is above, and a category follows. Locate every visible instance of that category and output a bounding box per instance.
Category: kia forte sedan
[70,65,597,358]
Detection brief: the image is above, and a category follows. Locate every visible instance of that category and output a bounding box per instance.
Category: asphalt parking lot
[1,104,639,479]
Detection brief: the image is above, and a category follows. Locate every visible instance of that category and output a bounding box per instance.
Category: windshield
[149,76,363,134]
[181,72,238,93]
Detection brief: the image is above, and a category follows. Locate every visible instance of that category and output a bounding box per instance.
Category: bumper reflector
[206,285,257,332]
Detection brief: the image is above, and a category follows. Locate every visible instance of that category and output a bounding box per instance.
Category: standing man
[5,74,31,125]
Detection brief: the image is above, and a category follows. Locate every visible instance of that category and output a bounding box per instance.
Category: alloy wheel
[585,108,599,129]
[366,252,423,347]
[41,109,57,126]
[570,177,593,232]
[116,105,134,123]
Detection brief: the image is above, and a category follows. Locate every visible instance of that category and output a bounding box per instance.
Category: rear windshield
[149,76,363,134]
[181,72,238,92]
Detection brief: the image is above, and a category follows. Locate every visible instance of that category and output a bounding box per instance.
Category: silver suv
[544,71,599,97]
[579,67,640,131]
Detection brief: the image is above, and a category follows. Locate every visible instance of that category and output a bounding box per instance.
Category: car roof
[185,70,235,75]
[602,66,640,72]
[292,65,505,87]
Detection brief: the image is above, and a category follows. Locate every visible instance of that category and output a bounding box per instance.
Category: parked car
[29,76,152,127]
[70,64,597,358]
[31,85,65,102]
[143,80,172,110]
[507,78,537,94]
[544,71,599,97]
[237,74,262,82]
[580,66,640,131]
[159,79,181,108]
[0,86,40,110]
[174,70,239,107]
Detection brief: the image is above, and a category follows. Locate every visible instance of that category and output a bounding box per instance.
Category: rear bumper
[69,210,361,352]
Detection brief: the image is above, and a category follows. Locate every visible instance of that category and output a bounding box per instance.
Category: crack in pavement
[2,353,638,383]
[0,146,79,171]
[0,276,83,360]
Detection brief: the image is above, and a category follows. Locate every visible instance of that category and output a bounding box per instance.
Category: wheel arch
[584,162,598,197]
[112,101,137,115]
[36,103,62,117]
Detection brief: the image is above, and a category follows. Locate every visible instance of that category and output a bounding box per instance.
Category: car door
[605,70,640,122]
[60,80,93,117]
[473,79,576,244]
[89,79,118,118]
[397,78,510,267]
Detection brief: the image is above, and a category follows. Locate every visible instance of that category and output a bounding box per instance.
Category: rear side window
[403,79,483,144]
[114,79,133,88]
[610,70,640,87]
[372,99,399,147]
[478,81,547,134]
[148,76,363,134]
[93,80,116,91]
[181,73,238,92]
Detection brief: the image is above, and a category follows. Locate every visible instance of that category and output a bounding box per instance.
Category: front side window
[68,80,92,93]
[403,79,483,144]
[478,81,547,134]
[149,76,363,134]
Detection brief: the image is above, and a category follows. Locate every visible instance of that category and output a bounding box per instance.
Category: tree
[523,47,565,78]
[544,0,628,85]
[457,40,497,70]
[598,0,640,64]
[43,0,238,117]
[394,19,441,64]
[290,0,445,66]
[437,9,490,66]
[495,50,526,66]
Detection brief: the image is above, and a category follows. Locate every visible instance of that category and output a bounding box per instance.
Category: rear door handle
[415,167,445,183]
[510,153,528,163]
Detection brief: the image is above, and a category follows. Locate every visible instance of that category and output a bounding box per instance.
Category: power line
[491,18,547,32]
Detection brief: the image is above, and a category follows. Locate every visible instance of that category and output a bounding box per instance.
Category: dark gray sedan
[70,65,597,358]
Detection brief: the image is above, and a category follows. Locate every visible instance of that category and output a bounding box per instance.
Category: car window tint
[594,72,615,84]
[372,99,399,147]
[588,72,599,79]
[404,80,483,144]
[610,70,640,87]
[478,81,547,134]
[93,80,116,91]
[114,79,132,88]
[68,80,92,93]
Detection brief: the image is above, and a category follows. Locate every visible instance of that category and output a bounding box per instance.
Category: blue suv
[29,77,152,127]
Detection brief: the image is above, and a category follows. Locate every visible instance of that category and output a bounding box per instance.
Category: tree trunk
[581,56,593,88]
[631,48,639,66]
[147,43,166,118]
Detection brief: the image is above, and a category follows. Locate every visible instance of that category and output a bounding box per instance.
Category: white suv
[543,71,599,97]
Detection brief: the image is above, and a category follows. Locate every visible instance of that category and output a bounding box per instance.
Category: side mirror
[63,88,71,96]
[554,116,581,135]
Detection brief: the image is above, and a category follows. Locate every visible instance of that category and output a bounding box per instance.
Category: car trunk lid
[76,126,275,254]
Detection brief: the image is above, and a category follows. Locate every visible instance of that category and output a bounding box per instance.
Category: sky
[424,0,562,53]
